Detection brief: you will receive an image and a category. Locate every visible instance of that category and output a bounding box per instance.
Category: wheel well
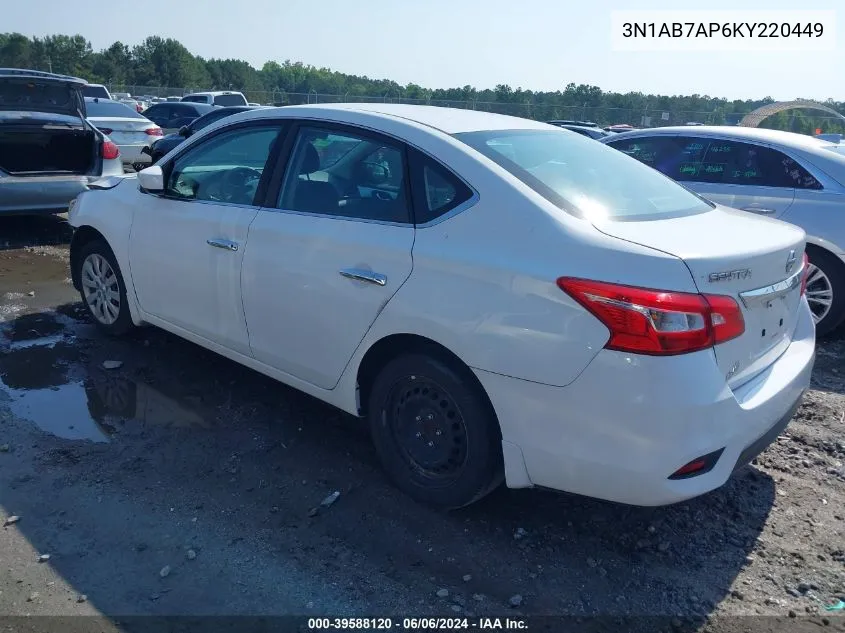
[805,243,845,272]
[356,334,498,426]
[69,226,107,290]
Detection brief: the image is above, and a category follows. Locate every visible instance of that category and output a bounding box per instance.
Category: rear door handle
[339,268,387,286]
[207,238,238,252]
[740,206,777,215]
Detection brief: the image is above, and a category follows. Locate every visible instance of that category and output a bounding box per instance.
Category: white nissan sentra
[66,104,815,508]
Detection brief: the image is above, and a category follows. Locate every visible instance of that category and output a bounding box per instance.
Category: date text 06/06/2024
[306,617,528,630]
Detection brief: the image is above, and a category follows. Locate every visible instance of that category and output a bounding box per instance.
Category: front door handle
[207,238,239,252]
[740,206,777,215]
[339,268,387,286]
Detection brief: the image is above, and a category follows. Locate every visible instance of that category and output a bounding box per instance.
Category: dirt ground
[0,214,843,633]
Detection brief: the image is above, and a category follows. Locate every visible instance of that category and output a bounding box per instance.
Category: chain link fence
[107,85,845,130]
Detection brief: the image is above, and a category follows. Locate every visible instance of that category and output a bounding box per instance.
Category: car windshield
[86,99,145,118]
[455,129,712,221]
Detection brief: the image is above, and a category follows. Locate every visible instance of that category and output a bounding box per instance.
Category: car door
[128,121,285,355]
[241,123,415,389]
[669,136,796,219]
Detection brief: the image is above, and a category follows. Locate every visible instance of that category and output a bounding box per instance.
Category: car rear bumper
[0,174,100,215]
[475,297,816,506]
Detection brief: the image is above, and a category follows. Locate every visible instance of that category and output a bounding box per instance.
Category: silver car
[602,126,845,335]
[0,68,124,215]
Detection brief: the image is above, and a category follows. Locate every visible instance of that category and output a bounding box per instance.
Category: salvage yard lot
[0,214,844,632]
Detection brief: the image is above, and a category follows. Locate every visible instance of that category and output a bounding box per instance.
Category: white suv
[181,91,247,106]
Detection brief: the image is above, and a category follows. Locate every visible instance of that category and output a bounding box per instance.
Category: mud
[0,215,844,633]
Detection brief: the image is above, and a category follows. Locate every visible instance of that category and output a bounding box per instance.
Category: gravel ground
[0,214,843,633]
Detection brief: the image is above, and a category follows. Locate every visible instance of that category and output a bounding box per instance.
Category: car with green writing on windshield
[603,126,845,336]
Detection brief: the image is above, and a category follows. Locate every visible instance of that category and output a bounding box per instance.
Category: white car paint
[67,104,815,507]
[602,126,845,334]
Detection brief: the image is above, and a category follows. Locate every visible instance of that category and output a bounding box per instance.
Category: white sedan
[67,104,815,508]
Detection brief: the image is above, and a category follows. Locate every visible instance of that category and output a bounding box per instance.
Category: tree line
[1,32,843,134]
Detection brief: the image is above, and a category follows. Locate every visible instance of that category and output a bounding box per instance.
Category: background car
[144,105,261,162]
[141,101,217,134]
[602,126,845,335]
[69,104,813,511]
[85,97,162,171]
[548,122,610,139]
[0,68,123,215]
[180,91,248,106]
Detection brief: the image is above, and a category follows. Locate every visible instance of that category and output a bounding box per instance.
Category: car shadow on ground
[0,214,73,251]
[0,301,777,629]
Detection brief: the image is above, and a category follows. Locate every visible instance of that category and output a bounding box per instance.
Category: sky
[4,0,843,101]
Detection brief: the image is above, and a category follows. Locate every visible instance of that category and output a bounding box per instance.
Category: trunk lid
[0,69,87,119]
[88,117,156,146]
[592,205,807,388]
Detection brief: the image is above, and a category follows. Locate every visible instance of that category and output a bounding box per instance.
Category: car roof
[606,125,835,151]
[185,91,244,96]
[0,68,87,86]
[246,103,554,134]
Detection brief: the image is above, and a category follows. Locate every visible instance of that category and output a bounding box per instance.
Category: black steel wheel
[368,352,504,508]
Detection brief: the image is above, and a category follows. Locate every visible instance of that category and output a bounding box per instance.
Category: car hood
[0,74,87,118]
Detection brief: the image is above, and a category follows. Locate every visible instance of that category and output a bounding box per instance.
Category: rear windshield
[86,99,145,118]
[455,129,712,222]
[83,85,110,99]
[213,94,247,106]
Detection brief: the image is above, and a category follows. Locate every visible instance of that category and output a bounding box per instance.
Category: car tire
[806,247,845,337]
[75,239,134,336]
[367,352,504,509]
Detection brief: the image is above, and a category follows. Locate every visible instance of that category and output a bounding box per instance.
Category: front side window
[191,109,234,132]
[277,126,410,223]
[457,129,711,222]
[165,125,282,205]
[181,95,207,103]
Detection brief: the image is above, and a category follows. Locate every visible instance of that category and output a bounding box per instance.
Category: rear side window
[213,94,247,106]
[673,137,822,190]
[181,95,207,103]
[86,100,145,118]
[409,151,474,224]
[457,129,711,222]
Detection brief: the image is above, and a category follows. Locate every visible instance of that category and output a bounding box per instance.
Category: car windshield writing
[86,100,145,118]
[456,130,711,221]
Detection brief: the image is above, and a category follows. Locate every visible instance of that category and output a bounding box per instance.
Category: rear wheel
[76,240,134,336]
[367,353,504,509]
[806,247,845,337]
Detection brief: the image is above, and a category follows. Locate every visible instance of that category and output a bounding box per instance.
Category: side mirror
[178,125,190,137]
[138,165,164,192]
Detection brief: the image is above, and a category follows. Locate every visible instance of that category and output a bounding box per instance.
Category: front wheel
[76,239,135,336]
[806,248,845,337]
[367,353,504,509]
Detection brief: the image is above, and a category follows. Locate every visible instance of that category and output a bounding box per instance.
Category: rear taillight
[101,140,120,160]
[800,252,810,296]
[136,104,143,112]
[145,127,163,136]
[557,278,746,355]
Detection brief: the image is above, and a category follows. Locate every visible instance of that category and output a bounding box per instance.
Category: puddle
[1,315,212,443]
[4,381,111,443]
